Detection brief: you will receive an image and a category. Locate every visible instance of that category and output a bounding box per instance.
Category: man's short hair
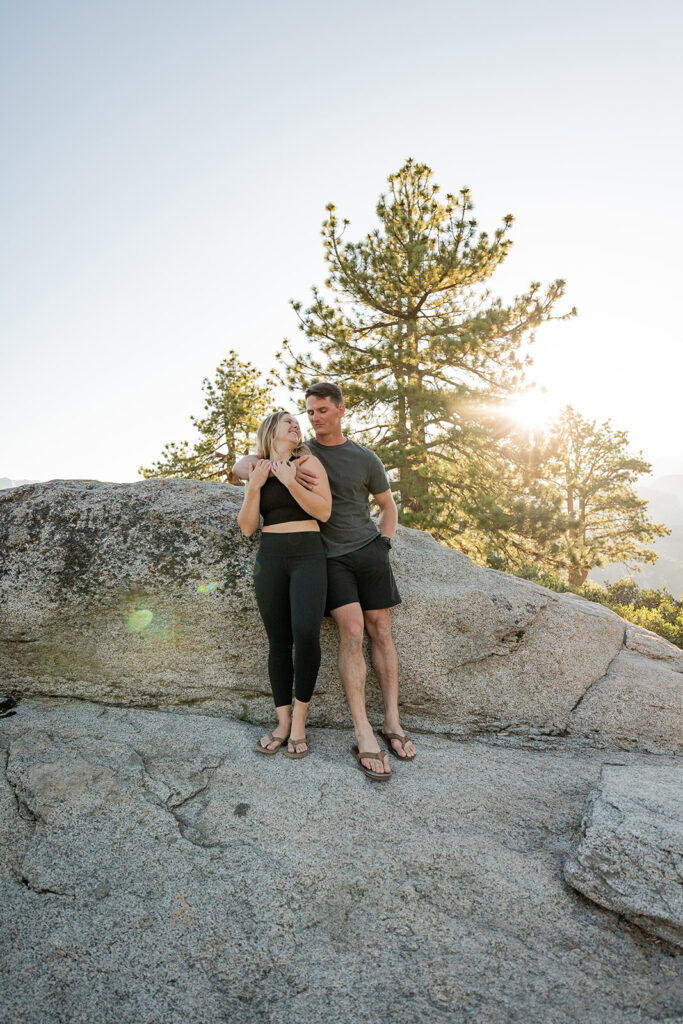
[304,382,344,407]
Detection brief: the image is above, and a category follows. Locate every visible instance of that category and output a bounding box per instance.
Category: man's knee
[332,605,365,649]
[364,609,393,644]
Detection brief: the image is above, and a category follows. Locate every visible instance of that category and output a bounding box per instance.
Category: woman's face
[273,413,301,448]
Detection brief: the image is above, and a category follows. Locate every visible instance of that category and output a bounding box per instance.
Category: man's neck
[313,431,346,447]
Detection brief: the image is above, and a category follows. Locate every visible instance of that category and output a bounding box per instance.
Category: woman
[238,410,332,758]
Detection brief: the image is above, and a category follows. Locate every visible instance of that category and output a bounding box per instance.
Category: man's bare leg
[364,608,417,759]
[331,603,390,775]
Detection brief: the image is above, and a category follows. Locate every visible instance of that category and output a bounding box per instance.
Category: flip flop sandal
[352,745,392,781]
[285,736,309,760]
[380,730,416,761]
[254,732,289,755]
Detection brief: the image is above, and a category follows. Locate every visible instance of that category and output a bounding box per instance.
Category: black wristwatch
[381,536,393,550]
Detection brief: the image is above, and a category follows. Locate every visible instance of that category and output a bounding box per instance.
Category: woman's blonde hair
[255,410,309,461]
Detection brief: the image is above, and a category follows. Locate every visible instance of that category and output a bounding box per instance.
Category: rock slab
[564,764,683,947]
[1,698,682,1024]
[1,479,682,751]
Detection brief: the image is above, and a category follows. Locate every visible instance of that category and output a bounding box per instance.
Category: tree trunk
[568,566,589,587]
[403,317,429,518]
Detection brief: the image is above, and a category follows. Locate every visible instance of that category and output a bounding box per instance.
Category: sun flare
[505,390,557,431]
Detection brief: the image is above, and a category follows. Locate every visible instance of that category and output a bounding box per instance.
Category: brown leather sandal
[285,737,309,759]
[254,731,289,755]
[352,745,391,781]
[380,730,416,761]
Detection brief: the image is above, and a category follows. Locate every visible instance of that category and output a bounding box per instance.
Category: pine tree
[277,159,576,548]
[485,406,670,584]
[467,414,578,570]
[548,406,669,585]
[139,351,273,483]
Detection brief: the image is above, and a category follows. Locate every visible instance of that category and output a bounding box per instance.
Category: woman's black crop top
[259,473,316,527]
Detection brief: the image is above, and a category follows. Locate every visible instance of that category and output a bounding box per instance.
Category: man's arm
[292,455,319,491]
[374,489,398,539]
[232,454,259,481]
[233,453,320,487]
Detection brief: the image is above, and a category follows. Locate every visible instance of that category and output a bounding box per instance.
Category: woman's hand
[271,459,296,489]
[246,460,271,491]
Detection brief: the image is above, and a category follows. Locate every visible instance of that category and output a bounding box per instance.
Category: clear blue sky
[2,0,682,482]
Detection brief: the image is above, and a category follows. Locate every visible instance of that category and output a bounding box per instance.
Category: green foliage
[611,605,683,647]
[139,351,273,483]
[511,563,611,604]
[486,406,670,585]
[512,568,683,649]
[235,702,250,722]
[277,158,576,557]
[604,577,642,606]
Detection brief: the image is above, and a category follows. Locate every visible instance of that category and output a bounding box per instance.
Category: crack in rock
[17,873,75,898]
[3,748,40,828]
[130,747,228,850]
[565,626,627,722]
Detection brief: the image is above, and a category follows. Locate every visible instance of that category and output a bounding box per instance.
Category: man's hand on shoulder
[293,455,319,492]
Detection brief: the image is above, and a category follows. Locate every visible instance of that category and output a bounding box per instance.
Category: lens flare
[197,581,221,594]
[127,609,154,632]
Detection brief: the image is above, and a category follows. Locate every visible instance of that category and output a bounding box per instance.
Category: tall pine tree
[278,158,576,549]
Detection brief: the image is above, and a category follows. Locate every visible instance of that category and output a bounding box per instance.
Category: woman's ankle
[275,707,292,731]
[291,700,309,736]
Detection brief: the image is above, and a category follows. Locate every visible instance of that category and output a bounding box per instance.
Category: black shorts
[325,535,402,616]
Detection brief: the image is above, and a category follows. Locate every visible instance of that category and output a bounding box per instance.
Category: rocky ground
[1,697,680,1024]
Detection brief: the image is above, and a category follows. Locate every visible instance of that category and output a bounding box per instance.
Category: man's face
[305,395,344,438]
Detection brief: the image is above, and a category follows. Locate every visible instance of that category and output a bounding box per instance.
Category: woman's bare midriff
[261,520,320,533]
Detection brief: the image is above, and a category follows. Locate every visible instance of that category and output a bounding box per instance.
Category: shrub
[509,569,683,649]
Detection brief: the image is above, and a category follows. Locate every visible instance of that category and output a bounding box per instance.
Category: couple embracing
[234,382,417,780]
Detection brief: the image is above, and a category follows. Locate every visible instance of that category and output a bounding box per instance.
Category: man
[233,382,416,778]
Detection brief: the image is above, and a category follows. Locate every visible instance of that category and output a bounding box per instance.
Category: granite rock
[1,479,681,751]
[0,697,681,1024]
[564,764,683,947]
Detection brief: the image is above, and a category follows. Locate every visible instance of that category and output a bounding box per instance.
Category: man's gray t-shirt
[306,437,390,558]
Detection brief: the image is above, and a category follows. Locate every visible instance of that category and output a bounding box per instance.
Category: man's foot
[354,727,391,775]
[381,724,417,759]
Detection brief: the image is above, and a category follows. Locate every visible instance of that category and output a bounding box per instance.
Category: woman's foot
[257,730,289,752]
[259,707,292,751]
[287,737,308,756]
[287,698,310,757]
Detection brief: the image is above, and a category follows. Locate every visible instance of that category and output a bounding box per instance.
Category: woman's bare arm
[292,455,319,491]
[237,461,271,536]
[271,457,332,522]
[288,471,331,522]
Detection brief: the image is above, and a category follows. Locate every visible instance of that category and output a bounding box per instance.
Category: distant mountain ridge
[0,478,40,490]
[590,475,683,599]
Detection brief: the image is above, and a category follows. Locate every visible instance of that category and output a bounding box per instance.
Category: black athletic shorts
[325,535,402,616]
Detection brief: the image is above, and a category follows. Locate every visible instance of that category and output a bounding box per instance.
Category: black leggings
[253,532,327,707]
